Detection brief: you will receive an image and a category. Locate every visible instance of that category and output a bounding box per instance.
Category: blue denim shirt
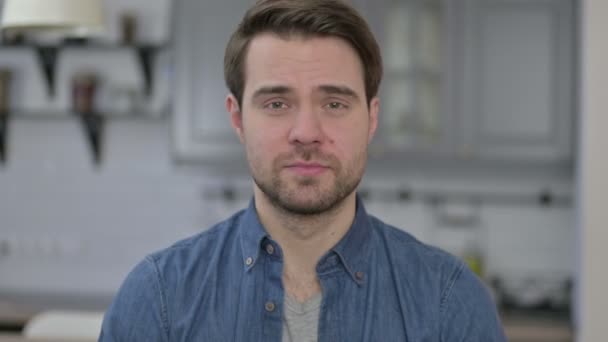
[100,198,506,341]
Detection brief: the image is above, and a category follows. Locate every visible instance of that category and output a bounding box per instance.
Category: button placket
[260,242,284,340]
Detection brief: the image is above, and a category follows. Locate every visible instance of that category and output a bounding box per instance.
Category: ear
[226,94,245,144]
[367,96,380,143]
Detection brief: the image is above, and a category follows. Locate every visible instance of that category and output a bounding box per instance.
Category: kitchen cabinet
[172,0,575,165]
[172,0,247,165]
[366,0,575,163]
[458,0,575,162]
[363,0,451,158]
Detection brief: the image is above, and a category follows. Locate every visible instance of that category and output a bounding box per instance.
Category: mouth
[284,162,330,176]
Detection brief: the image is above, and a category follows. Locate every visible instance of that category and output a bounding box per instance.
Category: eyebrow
[250,84,361,101]
[251,85,292,100]
[318,85,360,100]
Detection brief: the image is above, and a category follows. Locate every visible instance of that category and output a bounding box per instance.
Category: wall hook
[35,46,59,97]
[0,113,8,163]
[136,45,159,97]
[77,112,104,165]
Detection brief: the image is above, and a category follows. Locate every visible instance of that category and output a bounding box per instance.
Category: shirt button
[355,271,364,280]
[265,244,275,255]
[245,257,253,266]
[265,301,276,312]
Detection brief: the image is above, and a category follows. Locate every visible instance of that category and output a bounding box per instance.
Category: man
[100,0,506,341]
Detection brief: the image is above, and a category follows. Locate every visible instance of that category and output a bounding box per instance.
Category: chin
[278,200,336,216]
[277,190,354,216]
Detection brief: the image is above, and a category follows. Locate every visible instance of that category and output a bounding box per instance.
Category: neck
[253,186,357,278]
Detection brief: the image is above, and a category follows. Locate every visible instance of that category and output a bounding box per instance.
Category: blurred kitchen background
[0,0,605,341]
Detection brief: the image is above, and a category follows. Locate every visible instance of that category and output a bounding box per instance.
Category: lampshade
[0,0,104,36]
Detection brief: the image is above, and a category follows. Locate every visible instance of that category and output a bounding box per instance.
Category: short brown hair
[224,0,383,107]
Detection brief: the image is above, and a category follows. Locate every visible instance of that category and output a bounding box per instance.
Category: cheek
[327,120,369,149]
[249,113,290,137]
[242,120,286,156]
[247,126,284,147]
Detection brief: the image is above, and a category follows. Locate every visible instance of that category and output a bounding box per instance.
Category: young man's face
[227,33,379,215]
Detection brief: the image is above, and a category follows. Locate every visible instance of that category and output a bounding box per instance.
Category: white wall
[0,119,213,300]
[577,0,608,340]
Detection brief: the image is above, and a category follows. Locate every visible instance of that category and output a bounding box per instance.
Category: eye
[264,101,288,110]
[324,101,349,111]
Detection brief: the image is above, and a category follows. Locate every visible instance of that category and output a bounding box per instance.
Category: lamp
[0,0,105,97]
[0,0,104,36]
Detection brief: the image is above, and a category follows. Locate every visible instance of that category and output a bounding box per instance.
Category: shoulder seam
[145,255,171,341]
[147,225,226,265]
[439,261,465,315]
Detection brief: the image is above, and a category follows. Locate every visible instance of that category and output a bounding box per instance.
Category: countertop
[0,335,94,342]
[502,310,573,342]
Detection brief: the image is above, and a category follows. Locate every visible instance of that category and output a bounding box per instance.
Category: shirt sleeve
[99,256,170,342]
[439,263,507,342]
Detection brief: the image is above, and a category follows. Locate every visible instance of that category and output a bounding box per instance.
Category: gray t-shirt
[282,293,322,342]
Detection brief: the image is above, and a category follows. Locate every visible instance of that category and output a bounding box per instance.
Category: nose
[287,108,326,146]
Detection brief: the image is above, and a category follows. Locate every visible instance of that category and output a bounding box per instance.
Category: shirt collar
[238,194,373,284]
[321,195,372,286]
[238,199,269,271]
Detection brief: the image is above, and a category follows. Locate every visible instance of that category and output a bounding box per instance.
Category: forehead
[243,33,365,98]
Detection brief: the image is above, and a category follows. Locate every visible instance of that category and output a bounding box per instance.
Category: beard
[248,145,366,216]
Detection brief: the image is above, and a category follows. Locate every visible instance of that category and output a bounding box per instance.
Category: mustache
[275,146,339,166]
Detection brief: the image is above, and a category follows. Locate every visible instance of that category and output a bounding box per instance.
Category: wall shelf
[0,110,169,165]
[0,42,167,97]
[5,109,169,120]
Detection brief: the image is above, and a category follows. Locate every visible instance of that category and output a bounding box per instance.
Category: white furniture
[22,310,103,340]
